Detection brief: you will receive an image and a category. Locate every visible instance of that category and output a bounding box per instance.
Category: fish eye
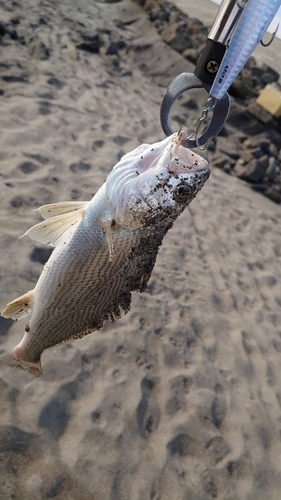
[173,183,193,202]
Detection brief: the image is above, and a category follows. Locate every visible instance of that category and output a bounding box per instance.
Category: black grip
[194,39,226,86]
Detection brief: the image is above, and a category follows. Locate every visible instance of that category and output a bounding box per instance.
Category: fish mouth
[169,130,210,174]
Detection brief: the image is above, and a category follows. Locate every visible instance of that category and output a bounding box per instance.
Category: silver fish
[0,131,210,377]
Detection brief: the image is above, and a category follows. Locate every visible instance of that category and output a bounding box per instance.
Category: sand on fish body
[0,132,210,377]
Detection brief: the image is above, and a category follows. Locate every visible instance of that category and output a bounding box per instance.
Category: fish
[0,130,210,378]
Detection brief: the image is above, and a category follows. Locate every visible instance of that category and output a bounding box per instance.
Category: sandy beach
[0,1,281,499]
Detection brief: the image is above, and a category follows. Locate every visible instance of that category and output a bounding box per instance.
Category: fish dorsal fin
[22,206,86,247]
[2,290,33,320]
[36,201,88,220]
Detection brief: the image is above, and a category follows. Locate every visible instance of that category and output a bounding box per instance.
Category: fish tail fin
[0,350,42,378]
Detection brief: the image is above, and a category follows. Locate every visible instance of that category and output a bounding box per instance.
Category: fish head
[106,131,210,229]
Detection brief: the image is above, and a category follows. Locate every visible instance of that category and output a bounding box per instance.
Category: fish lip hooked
[168,130,210,175]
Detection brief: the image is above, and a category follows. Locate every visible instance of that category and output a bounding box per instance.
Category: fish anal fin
[0,350,42,378]
[2,290,33,321]
[37,201,88,220]
[22,207,86,247]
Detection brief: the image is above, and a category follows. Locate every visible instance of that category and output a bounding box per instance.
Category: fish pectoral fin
[22,207,86,247]
[100,217,116,261]
[0,350,42,378]
[36,201,88,220]
[1,290,33,320]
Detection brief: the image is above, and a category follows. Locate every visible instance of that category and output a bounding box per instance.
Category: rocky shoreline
[1,0,281,204]
[135,0,281,204]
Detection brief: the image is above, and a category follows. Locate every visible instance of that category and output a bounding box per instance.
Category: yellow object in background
[256,84,281,118]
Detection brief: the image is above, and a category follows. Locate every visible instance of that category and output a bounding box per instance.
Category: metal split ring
[160,73,231,149]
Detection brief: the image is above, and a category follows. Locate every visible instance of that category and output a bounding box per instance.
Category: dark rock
[77,33,103,53]
[2,75,28,83]
[206,139,216,153]
[187,18,205,36]
[261,63,279,83]
[243,138,253,149]
[243,136,271,153]
[229,79,256,100]
[247,103,274,126]
[216,135,241,160]
[261,72,278,85]
[12,29,21,41]
[268,143,279,157]
[236,155,269,183]
[82,32,104,43]
[239,149,253,164]
[266,128,281,146]
[228,104,265,135]
[263,186,281,204]
[264,156,277,181]
[251,66,265,79]
[0,21,18,40]
[133,42,153,53]
[11,16,21,26]
[106,40,125,55]
[211,155,230,171]
[148,6,170,23]
[77,42,100,53]
[47,78,65,89]
[218,126,229,137]
[39,16,48,25]
[222,163,231,174]
[161,22,193,53]
[249,147,264,159]
[182,47,201,64]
